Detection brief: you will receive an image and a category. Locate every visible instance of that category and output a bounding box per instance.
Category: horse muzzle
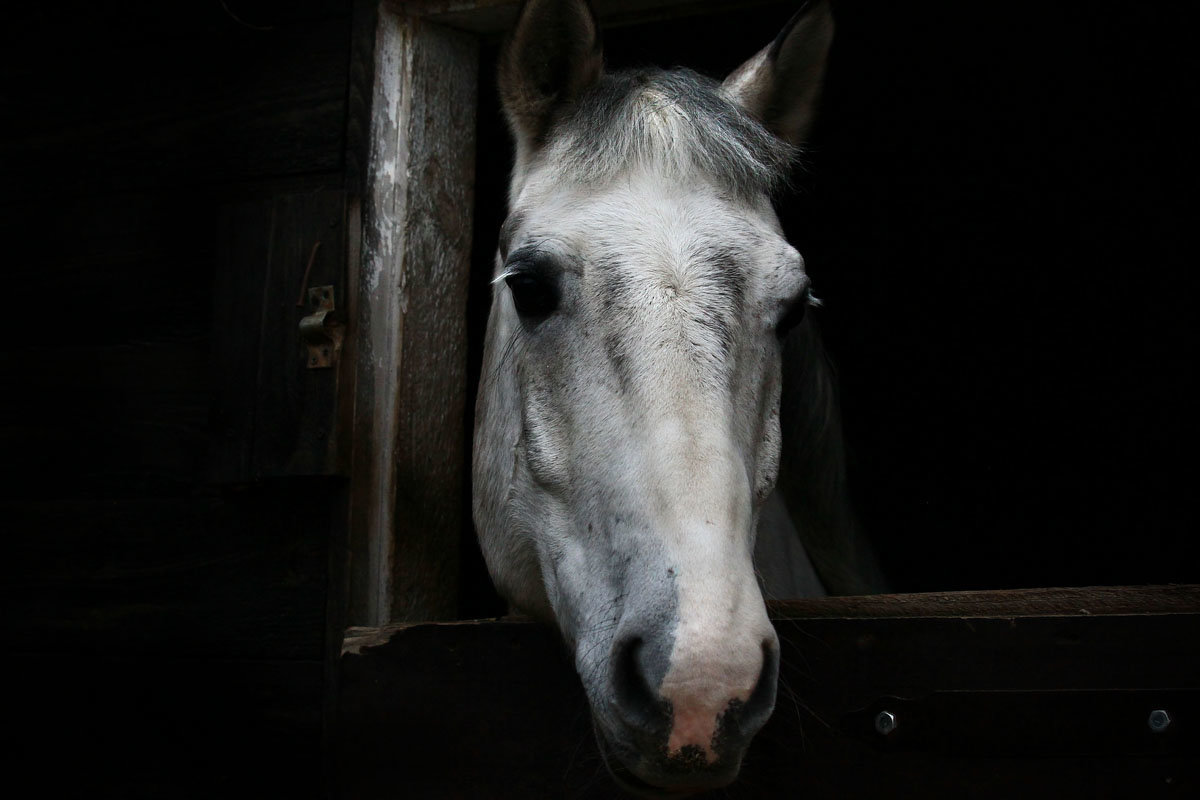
[591,629,780,795]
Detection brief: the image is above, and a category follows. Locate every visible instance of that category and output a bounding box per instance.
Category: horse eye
[505,271,559,320]
[775,291,811,339]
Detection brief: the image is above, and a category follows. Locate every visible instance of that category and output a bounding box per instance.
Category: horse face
[473,1,834,792]
[480,175,801,790]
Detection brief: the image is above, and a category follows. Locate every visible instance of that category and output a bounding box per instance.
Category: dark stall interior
[3,1,353,796]
[2,0,1195,796]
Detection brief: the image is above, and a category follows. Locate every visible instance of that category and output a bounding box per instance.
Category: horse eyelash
[493,254,547,285]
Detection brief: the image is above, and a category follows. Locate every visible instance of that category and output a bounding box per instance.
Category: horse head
[473,1,835,792]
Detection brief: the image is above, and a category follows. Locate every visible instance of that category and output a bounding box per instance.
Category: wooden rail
[335,586,1200,798]
[400,0,787,34]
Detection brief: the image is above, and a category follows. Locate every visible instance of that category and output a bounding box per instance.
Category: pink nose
[660,636,779,762]
[607,632,779,786]
[668,704,730,762]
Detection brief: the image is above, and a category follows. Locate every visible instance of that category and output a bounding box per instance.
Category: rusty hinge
[299,285,343,369]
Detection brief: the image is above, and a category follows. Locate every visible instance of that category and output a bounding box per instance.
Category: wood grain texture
[336,585,1200,798]
[388,18,479,623]
[769,583,1200,619]
[404,0,785,34]
[347,8,479,625]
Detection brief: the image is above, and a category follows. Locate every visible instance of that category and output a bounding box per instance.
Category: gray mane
[546,68,797,197]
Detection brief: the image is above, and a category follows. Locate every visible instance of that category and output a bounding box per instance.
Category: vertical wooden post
[346,3,479,626]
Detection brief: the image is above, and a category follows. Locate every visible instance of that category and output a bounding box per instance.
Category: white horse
[473,0,885,793]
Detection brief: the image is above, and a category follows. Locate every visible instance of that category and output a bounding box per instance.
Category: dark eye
[775,290,812,339]
[505,270,559,320]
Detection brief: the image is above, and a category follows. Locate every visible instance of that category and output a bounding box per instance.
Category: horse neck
[776,318,889,595]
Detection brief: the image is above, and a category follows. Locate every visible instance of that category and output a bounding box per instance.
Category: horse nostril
[730,637,780,736]
[611,635,669,733]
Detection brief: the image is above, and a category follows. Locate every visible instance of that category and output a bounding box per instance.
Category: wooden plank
[387,16,478,623]
[336,586,1200,797]
[346,3,409,628]
[343,584,1200,650]
[346,7,478,625]
[404,0,785,34]
[769,583,1200,619]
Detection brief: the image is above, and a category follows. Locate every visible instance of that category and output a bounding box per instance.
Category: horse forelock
[538,68,797,199]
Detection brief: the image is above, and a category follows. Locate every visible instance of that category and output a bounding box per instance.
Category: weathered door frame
[342,0,481,628]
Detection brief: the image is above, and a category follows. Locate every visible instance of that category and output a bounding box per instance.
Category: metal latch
[299,285,343,369]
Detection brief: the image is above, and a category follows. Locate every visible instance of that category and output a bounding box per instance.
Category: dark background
[2,1,352,796]
[465,1,1197,608]
[2,0,1195,795]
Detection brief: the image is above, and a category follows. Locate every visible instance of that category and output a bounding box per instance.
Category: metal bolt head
[1148,709,1171,733]
[875,710,898,735]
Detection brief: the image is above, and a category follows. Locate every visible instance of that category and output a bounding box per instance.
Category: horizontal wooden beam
[336,586,1200,797]
[768,583,1200,619]
[397,0,785,34]
[343,585,1200,649]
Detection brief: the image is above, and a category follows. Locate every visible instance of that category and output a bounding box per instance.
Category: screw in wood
[875,710,897,735]
[1148,709,1171,733]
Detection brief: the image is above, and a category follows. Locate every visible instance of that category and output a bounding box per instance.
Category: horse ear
[721,0,835,146]
[498,0,603,152]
